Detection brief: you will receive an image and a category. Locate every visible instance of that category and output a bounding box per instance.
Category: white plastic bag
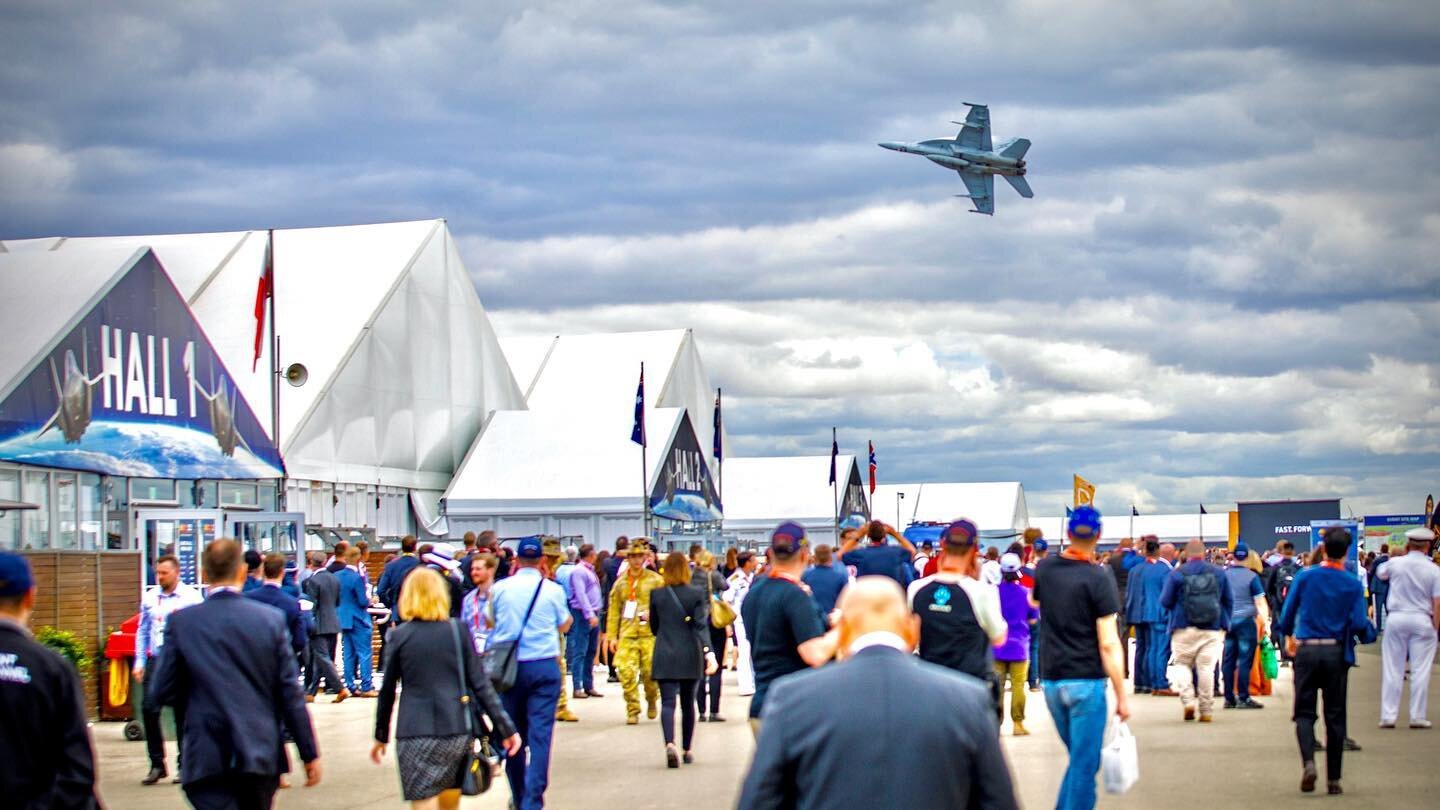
[1102,720,1139,794]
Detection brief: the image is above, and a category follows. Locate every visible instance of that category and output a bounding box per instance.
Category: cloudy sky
[2,1,1437,517]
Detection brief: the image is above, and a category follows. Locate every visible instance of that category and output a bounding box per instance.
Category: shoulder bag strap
[450,620,476,737]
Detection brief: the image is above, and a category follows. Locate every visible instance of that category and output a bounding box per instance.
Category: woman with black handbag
[372,568,521,809]
[648,552,719,769]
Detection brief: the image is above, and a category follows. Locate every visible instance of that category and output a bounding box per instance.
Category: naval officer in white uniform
[1375,528,1440,729]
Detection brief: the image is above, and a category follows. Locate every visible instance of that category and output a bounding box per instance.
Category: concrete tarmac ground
[96,644,1437,809]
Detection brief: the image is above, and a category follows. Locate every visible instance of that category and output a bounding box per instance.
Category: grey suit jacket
[302,569,341,636]
[738,645,1018,810]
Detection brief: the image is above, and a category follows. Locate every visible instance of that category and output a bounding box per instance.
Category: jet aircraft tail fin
[1002,173,1034,198]
[997,138,1030,160]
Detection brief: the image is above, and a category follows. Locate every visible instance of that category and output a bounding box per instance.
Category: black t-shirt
[1033,554,1121,681]
[910,578,993,681]
[740,575,826,718]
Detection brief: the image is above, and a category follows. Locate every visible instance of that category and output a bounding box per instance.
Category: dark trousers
[1222,619,1258,702]
[1027,631,1042,687]
[659,678,698,749]
[695,624,726,714]
[1147,622,1172,689]
[502,659,562,810]
[1294,645,1348,781]
[1116,614,1130,678]
[305,634,343,695]
[566,609,596,691]
[1133,622,1152,689]
[182,773,279,810]
[142,653,185,770]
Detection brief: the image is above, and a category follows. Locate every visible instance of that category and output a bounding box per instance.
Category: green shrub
[35,626,92,673]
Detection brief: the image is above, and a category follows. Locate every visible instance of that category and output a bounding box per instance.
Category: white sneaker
[1378,721,1396,729]
[1410,720,1433,729]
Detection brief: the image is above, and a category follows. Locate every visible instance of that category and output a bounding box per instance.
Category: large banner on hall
[0,250,283,479]
[650,413,722,523]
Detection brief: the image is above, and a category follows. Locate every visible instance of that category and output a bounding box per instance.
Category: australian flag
[828,427,838,485]
[630,364,645,447]
[868,440,877,495]
[1131,505,1139,517]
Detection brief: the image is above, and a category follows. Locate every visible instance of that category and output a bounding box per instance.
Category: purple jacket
[569,561,602,621]
[994,581,1038,662]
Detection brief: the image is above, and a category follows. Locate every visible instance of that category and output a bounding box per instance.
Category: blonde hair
[696,550,715,570]
[398,567,451,622]
[1243,553,1262,574]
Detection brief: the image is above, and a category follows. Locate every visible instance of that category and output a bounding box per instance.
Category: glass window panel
[219,482,259,507]
[22,470,50,549]
[79,473,102,551]
[55,473,78,550]
[131,478,176,502]
[0,469,19,550]
[259,483,276,512]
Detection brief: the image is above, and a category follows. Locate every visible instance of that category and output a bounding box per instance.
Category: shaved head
[835,576,918,654]
[1185,539,1206,558]
[1159,543,1177,561]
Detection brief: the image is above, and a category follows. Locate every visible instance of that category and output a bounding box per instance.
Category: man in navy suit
[245,553,308,656]
[739,576,1017,810]
[149,538,321,809]
[336,545,377,696]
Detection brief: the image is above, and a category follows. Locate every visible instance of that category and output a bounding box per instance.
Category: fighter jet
[879,103,1032,215]
[38,334,102,443]
[185,354,251,458]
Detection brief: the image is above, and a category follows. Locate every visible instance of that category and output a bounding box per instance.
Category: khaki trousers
[1169,627,1225,715]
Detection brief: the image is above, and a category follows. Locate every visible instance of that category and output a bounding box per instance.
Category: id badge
[472,633,487,655]
[623,600,638,620]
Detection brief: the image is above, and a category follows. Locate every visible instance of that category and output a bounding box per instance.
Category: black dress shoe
[1327,781,1343,795]
[1300,762,1317,793]
[141,767,167,786]
[1223,700,1237,709]
[1237,699,1264,709]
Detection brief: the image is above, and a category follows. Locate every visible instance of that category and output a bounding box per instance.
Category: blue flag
[1199,503,1207,515]
[1131,505,1139,517]
[828,427,838,485]
[630,364,645,447]
[713,388,722,462]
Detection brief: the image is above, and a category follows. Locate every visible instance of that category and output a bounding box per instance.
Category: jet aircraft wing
[957,170,994,215]
[955,104,991,151]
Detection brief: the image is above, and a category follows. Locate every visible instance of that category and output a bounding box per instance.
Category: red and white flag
[252,231,273,372]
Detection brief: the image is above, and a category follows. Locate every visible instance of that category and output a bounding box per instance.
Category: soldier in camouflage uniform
[606,538,664,724]
[543,536,579,723]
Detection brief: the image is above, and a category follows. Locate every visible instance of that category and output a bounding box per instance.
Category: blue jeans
[1043,679,1109,810]
[567,609,596,691]
[503,659,562,810]
[1147,622,1171,689]
[1222,618,1257,702]
[1028,631,1042,687]
[341,625,373,692]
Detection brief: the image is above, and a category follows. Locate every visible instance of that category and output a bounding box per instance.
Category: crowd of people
[1,508,1437,809]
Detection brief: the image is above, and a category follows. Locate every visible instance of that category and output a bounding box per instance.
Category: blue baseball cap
[1233,543,1250,560]
[0,552,34,597]
[1032,538,1049,553]
[516,536,544,559]
[770,521,808,556]
[1067,505,1103,540]
[942,519,978,548]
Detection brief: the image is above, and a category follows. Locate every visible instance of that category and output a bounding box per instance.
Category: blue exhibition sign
[0,250,283,479]
[650,413,722,523]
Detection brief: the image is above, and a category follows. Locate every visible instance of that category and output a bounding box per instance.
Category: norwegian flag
[868,440,876,495]
[252,231,273,372]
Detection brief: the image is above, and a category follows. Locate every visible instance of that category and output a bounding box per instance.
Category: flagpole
[831,428,840,542]
[639,362,648,539]
[716,388,723,515]
[267,229,284,511]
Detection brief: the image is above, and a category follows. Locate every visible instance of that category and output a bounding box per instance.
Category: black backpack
[1182,568,1222,626]
[1275,561,1300,604]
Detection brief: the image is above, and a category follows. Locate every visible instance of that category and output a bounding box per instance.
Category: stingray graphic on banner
[839,463,870,529]
[0,249,283,479]
[649,413,722,524]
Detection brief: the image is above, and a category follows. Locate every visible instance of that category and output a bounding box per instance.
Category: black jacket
[739,645,1017,810]
[374,619,517,743]
[148,590,318,783]
[647,584,711,681]
[0,621,98,810]
[302,568,341,636]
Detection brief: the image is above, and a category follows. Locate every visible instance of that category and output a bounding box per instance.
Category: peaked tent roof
[721,455,861,527]
[871,482,1028,534]
[2,221,525,489]
[446,329,719,509]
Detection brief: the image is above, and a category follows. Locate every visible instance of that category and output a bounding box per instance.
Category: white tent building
[871,482,1030,541]
[1030,512,1231,547]
[720,455,867,546]
[1,220,523,544]
[444,330,722,550]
